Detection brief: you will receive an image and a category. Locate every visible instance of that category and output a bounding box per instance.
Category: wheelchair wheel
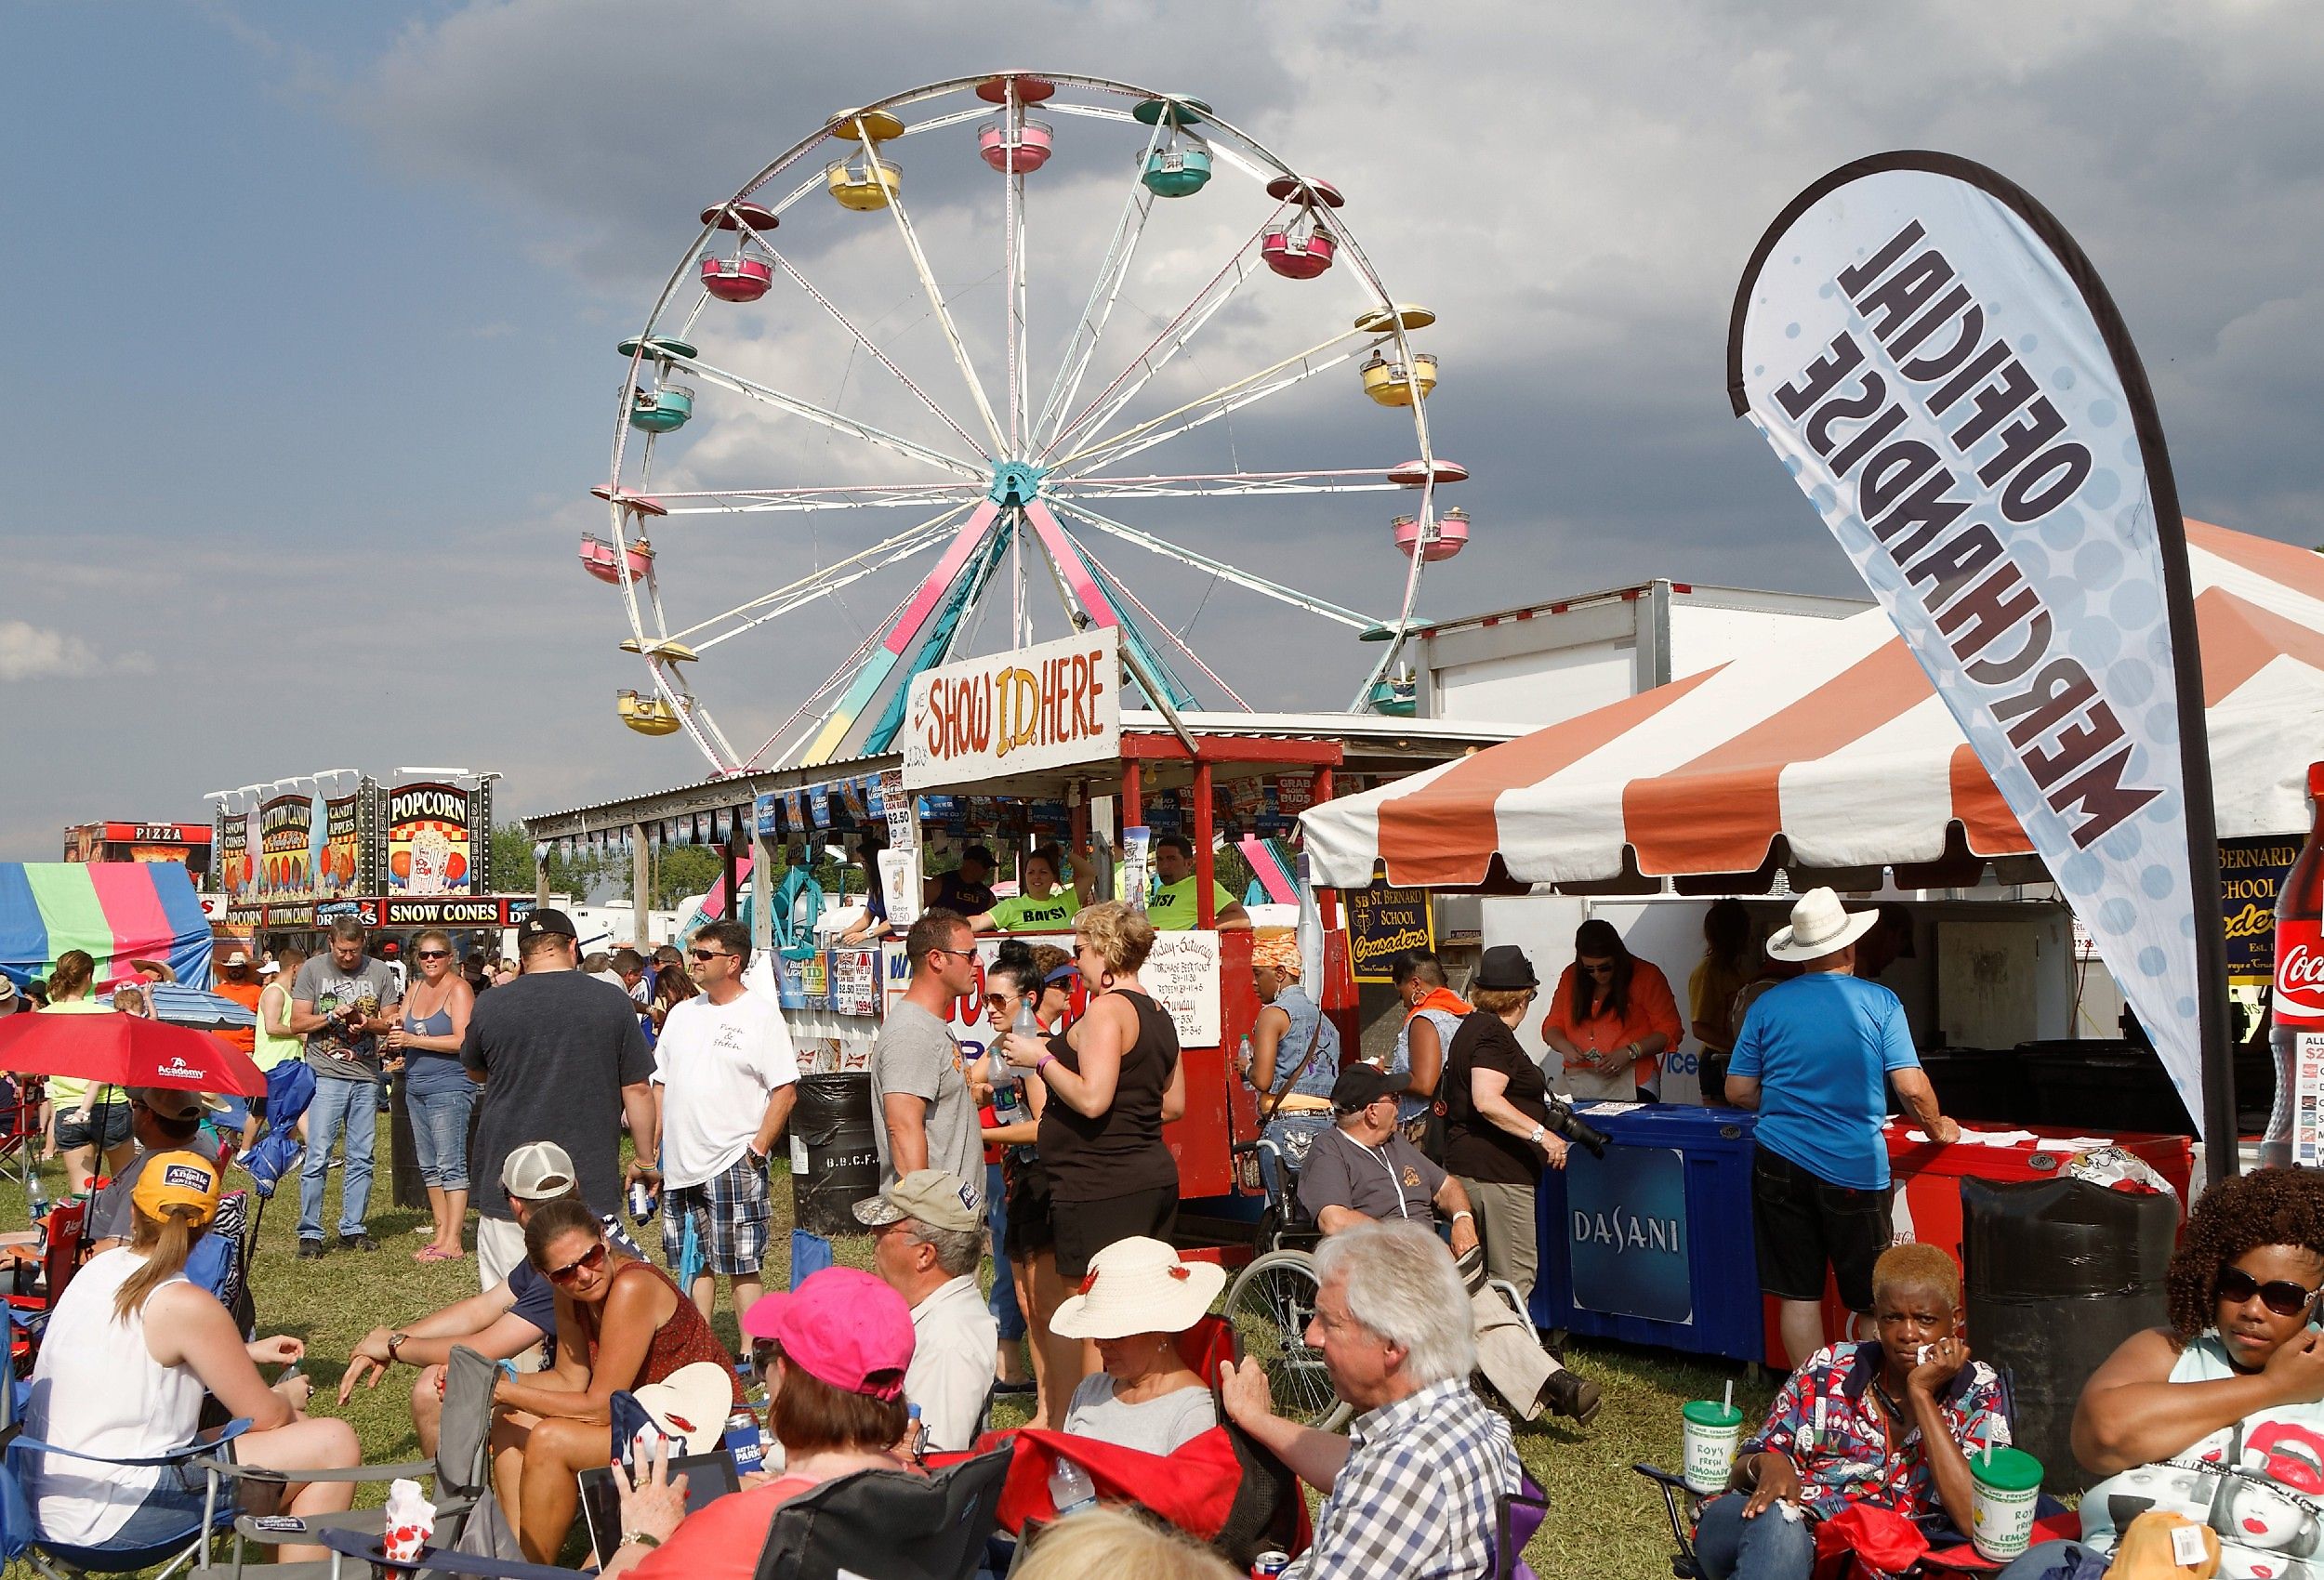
[1223,1250,1352,1431]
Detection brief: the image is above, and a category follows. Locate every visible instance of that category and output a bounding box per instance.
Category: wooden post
[750,823,773,956]
[632,823,652,944]
[1194,757,1216,928]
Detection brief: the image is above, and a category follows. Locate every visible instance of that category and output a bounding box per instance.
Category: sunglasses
[750,1339,782,1378]
[2217,1265,2323,1317]
[689,948,733,962]
[416,950,451,960]
[1581,961,1616,977]
[546,1242,609,1285]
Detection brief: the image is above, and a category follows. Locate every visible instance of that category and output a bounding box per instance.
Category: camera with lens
[1542,1097,1610,1159]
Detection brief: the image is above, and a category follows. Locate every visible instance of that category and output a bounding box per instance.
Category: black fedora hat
[1473,944,1539,992]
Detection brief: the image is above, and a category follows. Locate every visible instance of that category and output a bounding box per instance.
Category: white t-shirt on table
[652,987,800,1187]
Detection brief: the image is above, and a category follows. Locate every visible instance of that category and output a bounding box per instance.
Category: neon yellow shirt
[1147,876,1236,931]
[989,890,1080,932]
[38,999,116,1107]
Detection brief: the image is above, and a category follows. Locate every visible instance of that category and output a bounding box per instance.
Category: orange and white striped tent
[1303,520,2324,892]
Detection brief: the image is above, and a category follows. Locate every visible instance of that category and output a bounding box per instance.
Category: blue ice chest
[1531,1103,1763,1363]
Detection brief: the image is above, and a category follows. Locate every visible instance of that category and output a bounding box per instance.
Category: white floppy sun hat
[1765,887,1882,964]
[1049,1236,1226,1340]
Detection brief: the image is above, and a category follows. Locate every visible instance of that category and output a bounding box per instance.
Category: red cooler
[1761,1121,2193,1367]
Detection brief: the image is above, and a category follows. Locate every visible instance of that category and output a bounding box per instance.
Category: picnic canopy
[1302,520,2324,892]
[0,862,214,991]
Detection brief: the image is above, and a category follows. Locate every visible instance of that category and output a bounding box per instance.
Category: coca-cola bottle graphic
[2264,761,2324,1167]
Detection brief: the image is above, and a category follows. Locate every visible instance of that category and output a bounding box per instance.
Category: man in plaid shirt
[1223,1220,1521,1578]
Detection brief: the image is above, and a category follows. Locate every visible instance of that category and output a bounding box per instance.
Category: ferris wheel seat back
[1387,457,1467,487]
[701,255,774,302]
[1393,507,1469,563]
[1359,350,1437,406]
[628,384,695,432]
[977,115,1054,173]
[975,74,1056,104]
[825,156,902,210]
[1142,145,1212,197]
[579,533,655,585]
[1261,228,1337,279]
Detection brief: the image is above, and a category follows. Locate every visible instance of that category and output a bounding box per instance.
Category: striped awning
[1303,520,2324,891]
[0,862,215,990]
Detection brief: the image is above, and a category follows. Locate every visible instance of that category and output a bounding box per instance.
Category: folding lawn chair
[0,1415,257,1580]
[198,1344,508,1578]
[324,1442,1017,1580]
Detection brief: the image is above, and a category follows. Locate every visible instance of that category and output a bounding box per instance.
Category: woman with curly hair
[1995,1166,2324,1578]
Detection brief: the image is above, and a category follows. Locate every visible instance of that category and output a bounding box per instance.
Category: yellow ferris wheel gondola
[616,689,683,736]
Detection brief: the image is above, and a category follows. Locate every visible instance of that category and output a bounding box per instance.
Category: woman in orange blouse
[1540,918,1684,1103]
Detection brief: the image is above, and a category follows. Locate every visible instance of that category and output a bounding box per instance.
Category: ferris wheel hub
[986,460,1050,508]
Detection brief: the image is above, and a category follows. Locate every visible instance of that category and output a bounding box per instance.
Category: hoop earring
[1101,970,1116,993]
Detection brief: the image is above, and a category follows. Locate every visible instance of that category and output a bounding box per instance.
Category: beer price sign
[902,627,1120,791]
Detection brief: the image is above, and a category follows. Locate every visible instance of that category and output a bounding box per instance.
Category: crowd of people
[7,868,2266,1580]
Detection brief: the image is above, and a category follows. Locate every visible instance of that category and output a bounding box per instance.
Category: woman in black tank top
[1000,901,1185,1279]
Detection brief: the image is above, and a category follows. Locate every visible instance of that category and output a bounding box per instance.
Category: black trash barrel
[1962,1177,2177,1493]
[791,1073,880,1238]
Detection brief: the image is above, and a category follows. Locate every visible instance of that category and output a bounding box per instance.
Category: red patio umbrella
[0,1012,268,1097]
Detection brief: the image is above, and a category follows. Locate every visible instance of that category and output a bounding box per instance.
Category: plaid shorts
[660,1152,771,1277]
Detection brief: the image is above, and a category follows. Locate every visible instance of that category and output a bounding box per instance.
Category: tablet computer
[577,1453,742,1567]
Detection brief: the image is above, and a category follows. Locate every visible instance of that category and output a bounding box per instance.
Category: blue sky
[5,2,2319,859]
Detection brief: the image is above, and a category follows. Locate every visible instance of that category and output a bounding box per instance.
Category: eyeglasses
[546,1242,609,1284]
[689,948,733,963]
[1580,961,1616,978]
[416,950,451,960]
[2217,1266,2324,1317]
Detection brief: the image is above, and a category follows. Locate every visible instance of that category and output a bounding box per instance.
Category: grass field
[8,1120,1777,1579]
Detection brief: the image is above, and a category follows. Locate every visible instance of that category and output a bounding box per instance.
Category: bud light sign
[1567,1145,1692,1325]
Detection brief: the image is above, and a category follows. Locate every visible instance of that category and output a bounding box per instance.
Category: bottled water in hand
[1048,1455,1097,1516]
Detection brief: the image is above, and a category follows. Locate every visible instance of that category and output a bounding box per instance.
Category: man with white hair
[1725,887,1960,1368]
[1222,1219,1519,1579]
[858,1169,996,1454]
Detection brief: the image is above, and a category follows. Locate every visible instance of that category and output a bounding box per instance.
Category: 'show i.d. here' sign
[904,626,1122,790]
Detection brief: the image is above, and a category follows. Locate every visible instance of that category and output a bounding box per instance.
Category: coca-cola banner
[1730,153,2231,1153]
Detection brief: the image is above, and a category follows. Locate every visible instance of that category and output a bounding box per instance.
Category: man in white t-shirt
[650,919,799,1323]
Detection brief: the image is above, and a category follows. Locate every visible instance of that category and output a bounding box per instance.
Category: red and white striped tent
[1304,521,2324,892]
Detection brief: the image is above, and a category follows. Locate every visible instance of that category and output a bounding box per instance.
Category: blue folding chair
[0,1419,253,1580]
[791,1229,833,1284]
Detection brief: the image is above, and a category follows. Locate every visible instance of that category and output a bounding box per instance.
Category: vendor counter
[1530,1103,2193,1367]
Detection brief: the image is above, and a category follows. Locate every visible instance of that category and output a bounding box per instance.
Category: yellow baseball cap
[132,1150,221,1229]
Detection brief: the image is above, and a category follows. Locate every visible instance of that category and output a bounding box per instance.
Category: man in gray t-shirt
[289,919,402,1257]
[871,911,984,1205]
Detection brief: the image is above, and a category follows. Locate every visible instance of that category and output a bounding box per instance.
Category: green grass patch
[5,1120,1775,1578]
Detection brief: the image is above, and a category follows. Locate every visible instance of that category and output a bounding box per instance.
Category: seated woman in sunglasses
[488,1199,745,1563]
[1996,1166,2324,1580]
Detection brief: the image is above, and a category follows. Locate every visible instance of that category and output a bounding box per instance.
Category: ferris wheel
[586,72,1470,775]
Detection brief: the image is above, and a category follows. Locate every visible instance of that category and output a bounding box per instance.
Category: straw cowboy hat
[1765,888,1882,964]
[1049,1237,1226,1340]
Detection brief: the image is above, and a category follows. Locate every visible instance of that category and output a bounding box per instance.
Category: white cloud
[0,621,102,682]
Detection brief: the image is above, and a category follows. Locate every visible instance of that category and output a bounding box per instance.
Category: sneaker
[340,1232,378,1253]
[1540,1368,1603,1426]
[297,1239,325,1260]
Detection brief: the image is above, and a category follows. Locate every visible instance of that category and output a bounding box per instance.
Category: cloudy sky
[5,1,2318,860]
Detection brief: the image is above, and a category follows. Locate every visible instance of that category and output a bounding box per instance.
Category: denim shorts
[56,1101,132,1152]
[406,1078,479,1191]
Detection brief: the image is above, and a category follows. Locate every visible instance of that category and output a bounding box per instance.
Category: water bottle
[723,1408,765,1474]
[28,1173,49,1223]
[993,1003,1038,1122]
[1048,1456,1097,1516]
[905,1402,927,1461]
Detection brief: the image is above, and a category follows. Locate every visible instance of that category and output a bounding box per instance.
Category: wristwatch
[1526,1123,1547,1148]
[620,1532,663,1550]
[387,1332,408,1363]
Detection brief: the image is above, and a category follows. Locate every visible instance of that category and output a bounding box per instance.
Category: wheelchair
[1221,1136,1546,1433]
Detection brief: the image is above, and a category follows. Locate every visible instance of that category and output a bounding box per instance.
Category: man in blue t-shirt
[1725,889,1958,1369]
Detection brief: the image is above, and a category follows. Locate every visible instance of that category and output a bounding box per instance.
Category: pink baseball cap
[742,1267,914,1402]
